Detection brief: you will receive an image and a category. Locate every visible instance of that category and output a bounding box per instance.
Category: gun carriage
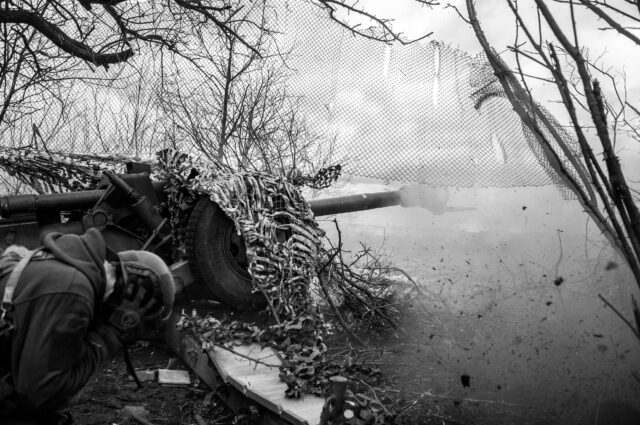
[0,161,418,310]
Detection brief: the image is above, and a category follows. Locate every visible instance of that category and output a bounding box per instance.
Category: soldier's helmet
[116,250,176,321]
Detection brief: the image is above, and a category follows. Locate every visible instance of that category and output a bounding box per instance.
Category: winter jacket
[0,228,122,418]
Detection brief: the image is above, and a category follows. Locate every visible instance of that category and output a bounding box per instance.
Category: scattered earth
[67,277,640,425]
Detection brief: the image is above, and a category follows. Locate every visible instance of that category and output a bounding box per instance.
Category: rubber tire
[186,197,266,310]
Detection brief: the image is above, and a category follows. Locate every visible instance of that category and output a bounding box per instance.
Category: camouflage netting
[155,149,324,318]
[277,6,585,195]
[0,2,587,197]
[0,146,133,193]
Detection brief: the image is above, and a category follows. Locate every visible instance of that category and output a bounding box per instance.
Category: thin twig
[255,281,281,325]
[598,294,640,340]
[208,343,281,368]
[319,273,366,345]
[368,266,425,296]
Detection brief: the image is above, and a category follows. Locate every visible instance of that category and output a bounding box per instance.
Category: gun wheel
[186,197,266,311]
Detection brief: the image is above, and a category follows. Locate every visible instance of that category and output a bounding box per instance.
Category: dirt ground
[67,316,550,425]
[68,340,232,425]
[68,294,543,425]
[60,272,640,425]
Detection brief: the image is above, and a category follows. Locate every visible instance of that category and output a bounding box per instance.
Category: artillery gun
[0,161,443,310]
[0,157,457,425]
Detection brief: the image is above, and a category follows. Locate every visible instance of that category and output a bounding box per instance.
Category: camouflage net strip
[0,146,141,193]
[156,150,349,397]
[203,173,322,306]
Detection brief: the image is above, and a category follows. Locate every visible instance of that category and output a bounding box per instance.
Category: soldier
[0,228,175,424]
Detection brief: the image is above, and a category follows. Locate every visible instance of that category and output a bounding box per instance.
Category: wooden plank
[167,320,287,424]
[166,313,325,425]
[210,343,325,425]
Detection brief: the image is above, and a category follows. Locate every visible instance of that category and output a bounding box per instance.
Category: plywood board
[209,343,325,425]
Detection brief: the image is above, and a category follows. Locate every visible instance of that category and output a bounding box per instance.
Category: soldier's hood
[43,228,107,302]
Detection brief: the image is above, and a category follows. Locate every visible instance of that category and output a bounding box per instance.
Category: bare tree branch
[0,9,133,66]
[535,0,640,255]
[315,0,435,45]
[577,0,640,45]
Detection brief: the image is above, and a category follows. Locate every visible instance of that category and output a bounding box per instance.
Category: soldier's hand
[108,275,162,342]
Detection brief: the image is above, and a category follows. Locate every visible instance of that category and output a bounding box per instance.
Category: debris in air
[461,374,470,388]
[604,261,618,270]
[554,277,564,286]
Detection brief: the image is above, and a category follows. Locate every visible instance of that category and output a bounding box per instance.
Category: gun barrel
[308,191,402,216]
[1,187,408,219]
[0,190,104,217]
[0,177,168,218]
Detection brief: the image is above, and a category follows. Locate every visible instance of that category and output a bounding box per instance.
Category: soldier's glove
[108,274,163,344]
